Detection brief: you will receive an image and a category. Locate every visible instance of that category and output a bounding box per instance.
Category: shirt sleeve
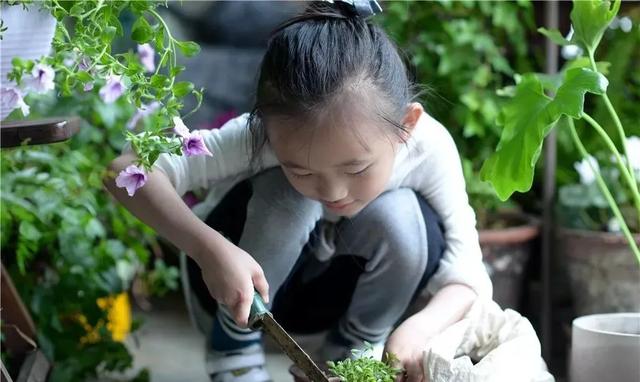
[151,113,276,196]
[409,120,493,299]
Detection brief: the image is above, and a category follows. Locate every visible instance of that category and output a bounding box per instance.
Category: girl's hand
[193,231,270,327]
[384,315,435,382]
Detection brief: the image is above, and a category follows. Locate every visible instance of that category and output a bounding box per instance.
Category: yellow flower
[80,293,132,343]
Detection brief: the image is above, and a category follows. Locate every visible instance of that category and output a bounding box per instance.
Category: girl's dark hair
[248,1,414,162]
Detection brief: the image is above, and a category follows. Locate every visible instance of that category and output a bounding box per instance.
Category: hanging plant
[1,0,207,195]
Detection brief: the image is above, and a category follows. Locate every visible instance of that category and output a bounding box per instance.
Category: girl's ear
[400,102,424,139]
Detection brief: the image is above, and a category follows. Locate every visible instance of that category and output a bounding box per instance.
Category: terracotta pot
[570,313,640,382]
[479,213,540,309]
[558,228,640,316]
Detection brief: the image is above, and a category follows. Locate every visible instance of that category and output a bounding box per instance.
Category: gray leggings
[218,167,440,344]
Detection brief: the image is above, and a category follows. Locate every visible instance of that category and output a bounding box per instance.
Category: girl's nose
[317,181,348,203]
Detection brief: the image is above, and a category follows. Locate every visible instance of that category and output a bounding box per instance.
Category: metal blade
[256,315,330,382]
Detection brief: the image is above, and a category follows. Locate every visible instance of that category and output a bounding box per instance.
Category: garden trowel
[249,292,335,382]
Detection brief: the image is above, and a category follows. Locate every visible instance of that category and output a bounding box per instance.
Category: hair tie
[325,0,383,18]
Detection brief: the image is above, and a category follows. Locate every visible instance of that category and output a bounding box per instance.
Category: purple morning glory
[126,101,161,130]
[78,57,91,71]
[99,74,125,104]
[1,87,30,117]
[137,43,156,73]
[173,116,213,157]
[115,165,148,196]
[27,63,55,94]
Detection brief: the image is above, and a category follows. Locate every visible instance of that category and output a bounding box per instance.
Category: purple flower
[84,82,94,92]
[1,87,30,117]
[173,116,213,157]
[99,74,125,104]
[78,57,91,71]
[137,44,155,73]
[27,63,55,94]
[182,131,213,157]
[126,101,161,130]
[115,165,148,196]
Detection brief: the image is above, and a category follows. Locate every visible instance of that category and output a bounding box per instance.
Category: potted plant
[381,1,542,310]
[1,1,193,380]
[480,1,639,381]
[289,344,402,382]
[2,0,207,196]
[557,152,640,316]
[464,160,540,310]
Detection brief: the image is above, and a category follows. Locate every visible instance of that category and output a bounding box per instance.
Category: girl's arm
[384,284,476,382]
[103,152,270,327]
[105,153,217,259]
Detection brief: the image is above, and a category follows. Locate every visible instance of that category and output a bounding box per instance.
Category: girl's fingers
[252,270,270,304]
[233,288,253,328]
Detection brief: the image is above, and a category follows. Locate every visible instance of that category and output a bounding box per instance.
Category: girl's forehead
[267,114,395,169]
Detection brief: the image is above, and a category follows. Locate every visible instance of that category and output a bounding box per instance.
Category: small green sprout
[327,343,403,382]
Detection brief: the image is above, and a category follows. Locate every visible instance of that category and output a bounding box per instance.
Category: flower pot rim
[479,212,540,245]
[558,227,640,242]
[573,312,640,338]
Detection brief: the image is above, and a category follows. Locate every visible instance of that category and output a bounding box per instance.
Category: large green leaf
[571,0,620,52]
[481,68,608,200]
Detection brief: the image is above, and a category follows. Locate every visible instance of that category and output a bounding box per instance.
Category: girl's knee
[354,189,429,268]
[249,167,322,220]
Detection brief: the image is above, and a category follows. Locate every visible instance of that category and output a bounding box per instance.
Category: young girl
[106,2,491,381]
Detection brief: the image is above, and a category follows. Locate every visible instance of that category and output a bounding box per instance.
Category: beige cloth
[423,300,555,382]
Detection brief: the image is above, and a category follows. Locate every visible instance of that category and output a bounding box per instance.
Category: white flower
[574,155,600,185]
[607,217,622,233]
[137,44,155,73]
[1,87,30,117]
[626,136,640,173]
[562,27,583,60]
[99,74,125,104]
[26,63,55,94]
[609,16,633,33]
[609,17,620,30]
[562,45,583,60]
[619,17,633,33]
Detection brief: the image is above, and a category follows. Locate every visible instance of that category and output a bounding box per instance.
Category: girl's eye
[291,171,312,178]
[347,165,370,176]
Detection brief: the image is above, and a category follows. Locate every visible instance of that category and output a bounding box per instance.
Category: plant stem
[582,113,640,227]
[587,48,640,207]
[569,119,640,265]
[148,9,176,68]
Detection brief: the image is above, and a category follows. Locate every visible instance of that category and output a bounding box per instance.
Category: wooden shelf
[1,117,80,148]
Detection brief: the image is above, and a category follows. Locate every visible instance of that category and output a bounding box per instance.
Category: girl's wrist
[189,225,226,265]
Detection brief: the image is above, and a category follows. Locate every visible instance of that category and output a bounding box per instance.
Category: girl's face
[266,105,421,217]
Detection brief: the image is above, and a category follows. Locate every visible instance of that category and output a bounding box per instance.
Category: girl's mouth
[324,200,354,210]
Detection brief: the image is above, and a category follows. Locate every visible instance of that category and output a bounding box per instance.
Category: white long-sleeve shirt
[152,112,492,298]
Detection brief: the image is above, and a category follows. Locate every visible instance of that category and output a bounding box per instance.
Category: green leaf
[85,218,106,239]
[173,81,194,97]
[538,27,570,46]
[131,0,152,13]
[131,17,153,43]
[570,0,620,52]
[480,68,608,200]
[175,40,200,57]
[170,65,186,77]
[547,67,608,118]
[150,74,169,88]
[19,221,42,242]
[76,71,92,83]
[102,26,118,44]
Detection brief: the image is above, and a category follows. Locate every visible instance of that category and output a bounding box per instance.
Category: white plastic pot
[1,3,56,119]
[570,313,640,382]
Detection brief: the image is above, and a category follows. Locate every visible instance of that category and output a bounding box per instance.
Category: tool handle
[248,291,270,329]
